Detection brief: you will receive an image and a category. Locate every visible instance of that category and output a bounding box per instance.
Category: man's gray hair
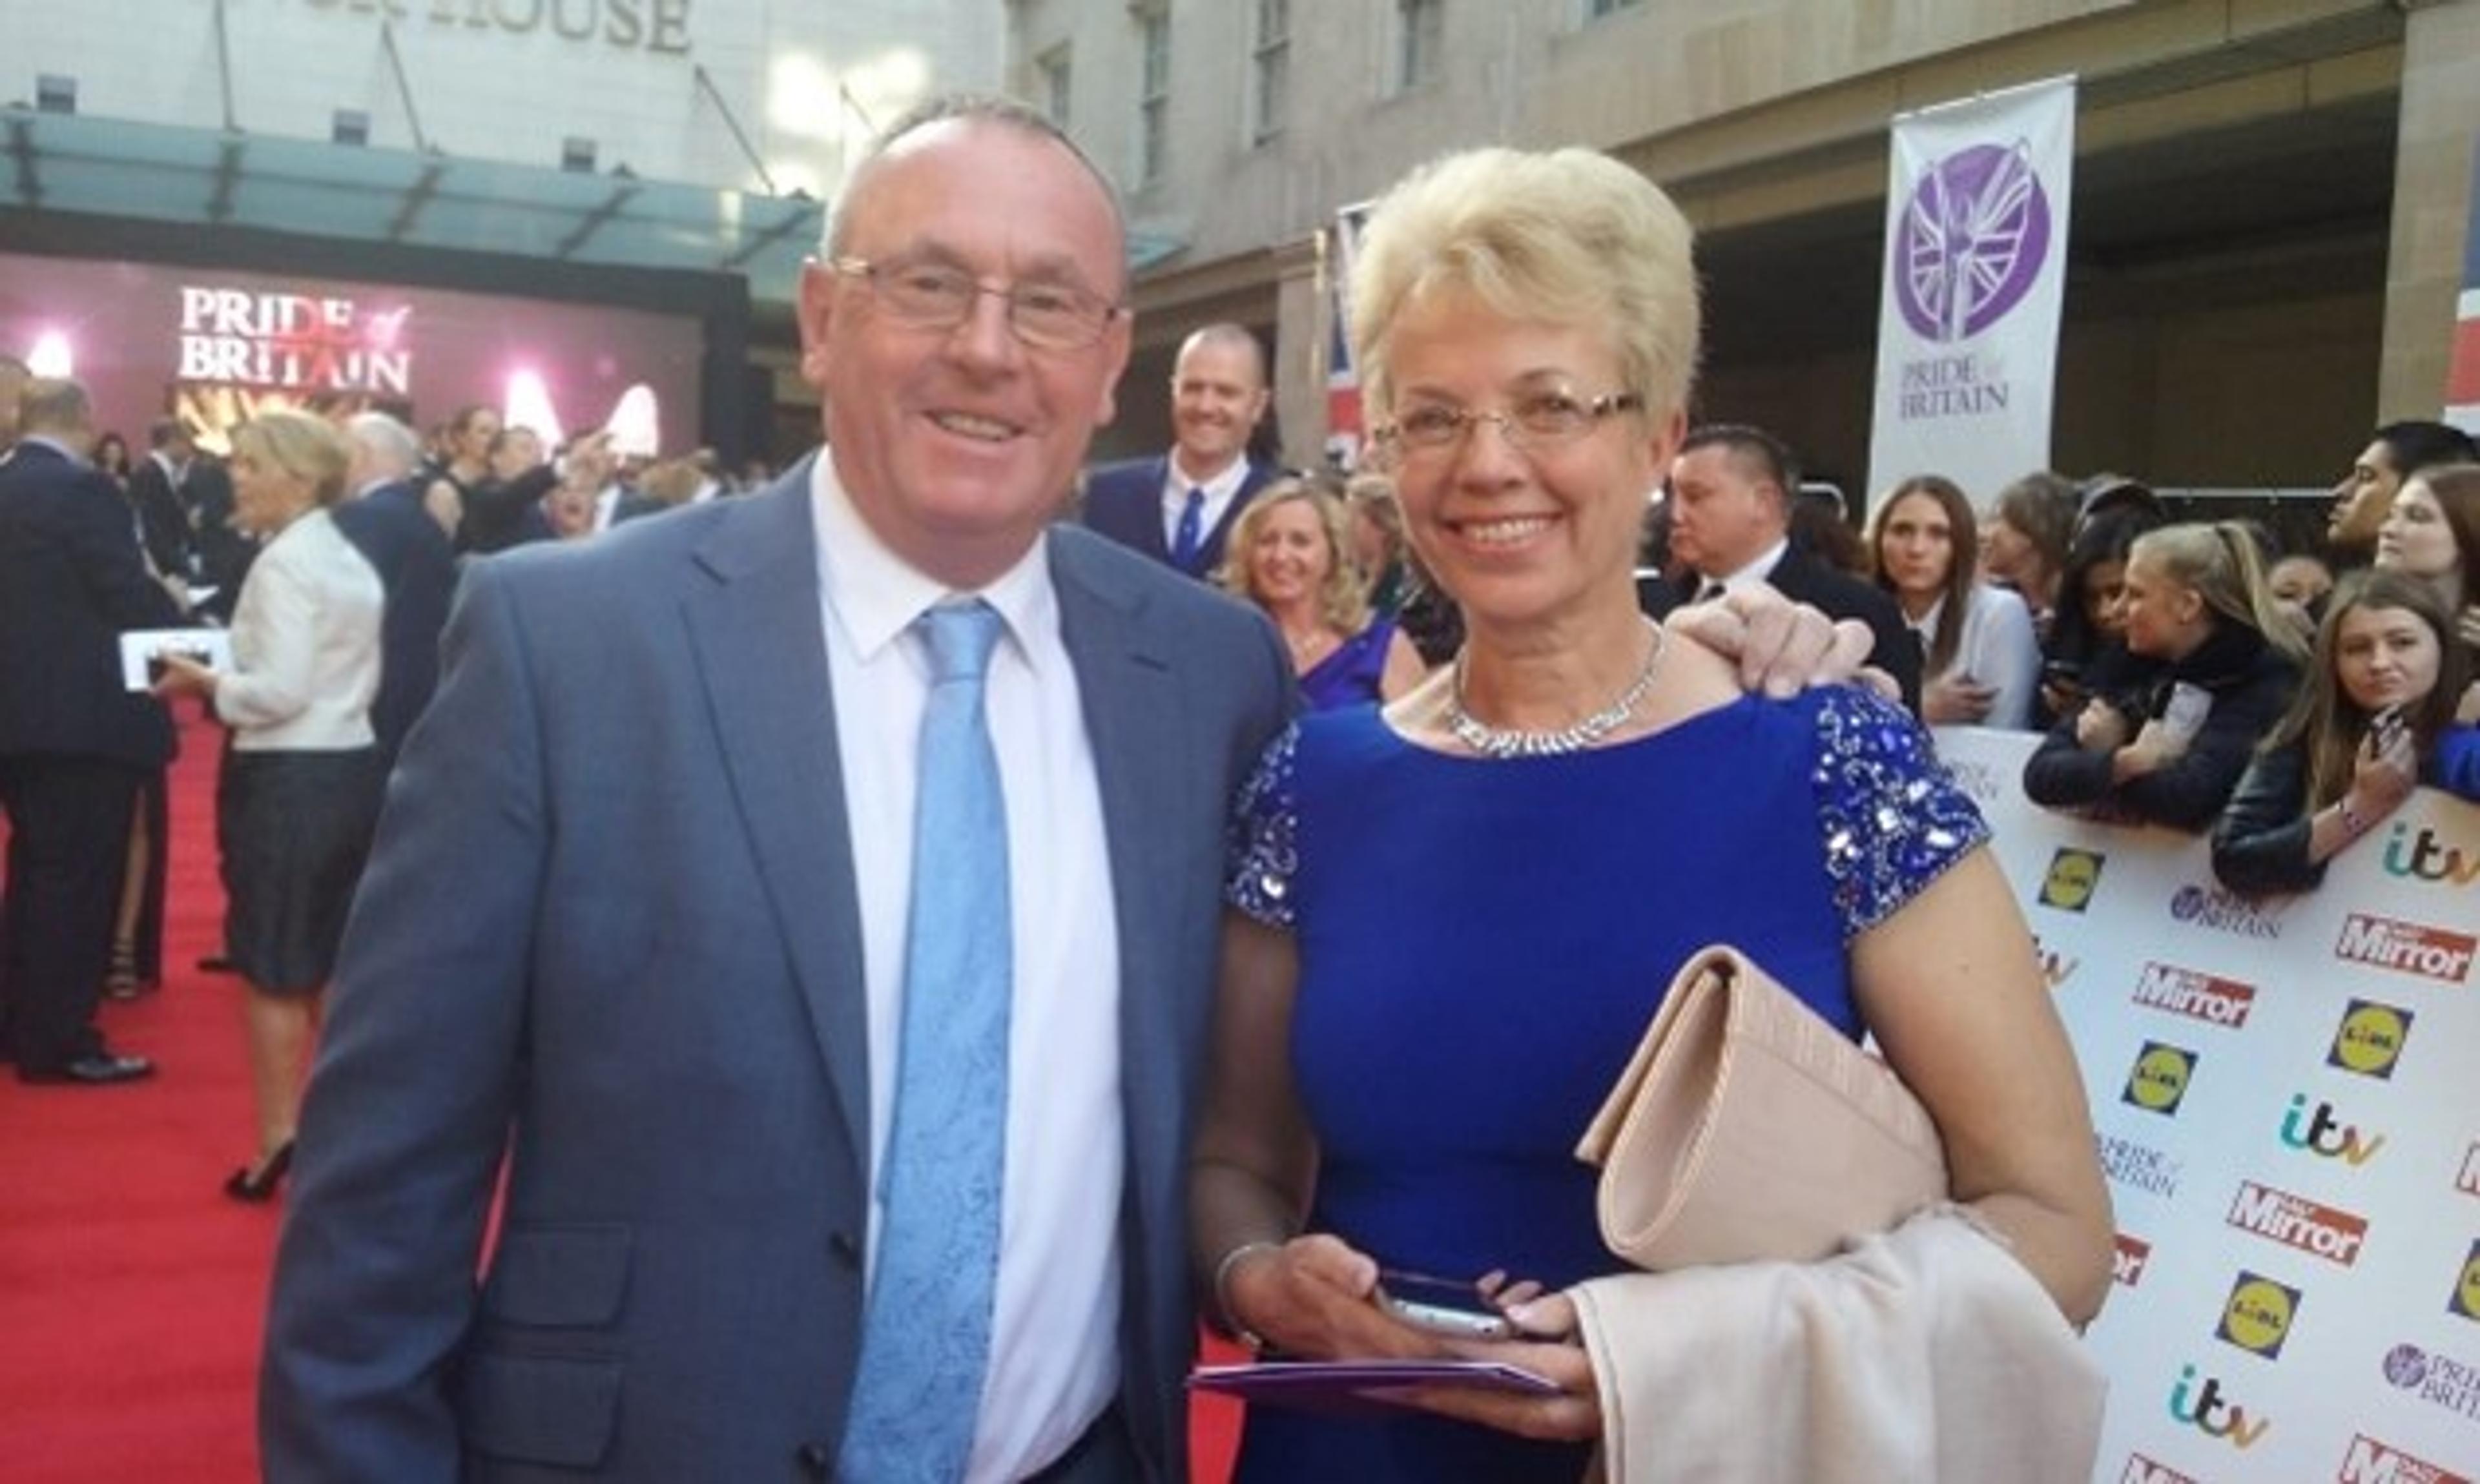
[346,411,423,476]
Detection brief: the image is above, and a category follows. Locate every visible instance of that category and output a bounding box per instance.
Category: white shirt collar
[1904,590,1948,638]
[810,450,1054,667]
[1708,535,1790,592]
[1164,450,1250,501]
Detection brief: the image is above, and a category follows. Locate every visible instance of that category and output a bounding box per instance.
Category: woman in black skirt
[154,409,387,1200]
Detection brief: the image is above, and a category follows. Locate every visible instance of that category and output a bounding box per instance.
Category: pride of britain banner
[1866,77,2076,515]
[1936,728,2480,1484]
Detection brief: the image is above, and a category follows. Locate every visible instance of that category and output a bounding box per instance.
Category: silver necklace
[1443,619,1666,759]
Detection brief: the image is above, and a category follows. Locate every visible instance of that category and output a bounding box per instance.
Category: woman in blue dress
[1188,146,2114,1481]
[1219,477,1427,711]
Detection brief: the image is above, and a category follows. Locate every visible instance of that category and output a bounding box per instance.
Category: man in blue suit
[331,412,456,761]
[260,96,1296,1483]
[1081,323,1278,580]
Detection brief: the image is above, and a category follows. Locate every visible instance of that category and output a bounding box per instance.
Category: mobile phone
[2161,681,2212,743]
[1376,1272,1512,1341]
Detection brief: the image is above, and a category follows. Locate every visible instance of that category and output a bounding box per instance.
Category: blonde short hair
[1350,147,1699,425]
[1217,478,1372,636]
[231,408,351,507]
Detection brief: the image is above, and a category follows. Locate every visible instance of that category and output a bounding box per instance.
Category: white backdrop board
[1935,727,2480,1484]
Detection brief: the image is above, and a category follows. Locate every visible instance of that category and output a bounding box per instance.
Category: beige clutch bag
[1575,944,1948,1271]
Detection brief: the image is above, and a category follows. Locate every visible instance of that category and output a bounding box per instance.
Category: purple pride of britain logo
[1894,139,2053,344]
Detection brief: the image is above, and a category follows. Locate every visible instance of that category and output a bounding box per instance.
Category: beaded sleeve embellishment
[1225,722,1303,929]
[1812,690,1990,938]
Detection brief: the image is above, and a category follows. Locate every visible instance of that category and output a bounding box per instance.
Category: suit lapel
[680,467,871,1174]
[1139,456,1175,563]
[1049,537,1189,1251]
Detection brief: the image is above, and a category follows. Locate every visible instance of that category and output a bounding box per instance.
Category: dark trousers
[0,754,141,1070]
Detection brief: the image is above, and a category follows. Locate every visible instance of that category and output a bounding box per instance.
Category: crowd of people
[3,86,2479,1482]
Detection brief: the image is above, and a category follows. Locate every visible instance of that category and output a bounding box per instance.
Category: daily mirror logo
[2113,1232,2152,1287]
[2335,912,2477,985]
[2338,1432,2473,1483]
[2167,1362,2270,1449]
[2124,1041,2198,1116]
[2040,847,2105,912]
[2328,999,2414,1080]
[2132,962,2257,1030]
[2227,1180,2370,1267]
[2216,1270,2301,1359]
[2282,1093,2386,1166]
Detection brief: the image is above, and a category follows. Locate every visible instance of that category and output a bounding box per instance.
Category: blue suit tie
[838,601,1011,1483]
[1170,485,1207,573]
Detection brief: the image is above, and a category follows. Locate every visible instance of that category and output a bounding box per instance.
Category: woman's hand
[2348,720,2420,819]
[1221,1234,1453,1363]
[2071,697,2130,754]
[1398,1291,1602,1443]
[1923,672,1996,726]
[2457,603,2480,655]
[148,652,216,699]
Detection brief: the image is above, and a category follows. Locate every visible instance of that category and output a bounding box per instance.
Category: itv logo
[2282,1093,2386,1166]
[2382,823,2480,888]
[2168,1362,2270,1448]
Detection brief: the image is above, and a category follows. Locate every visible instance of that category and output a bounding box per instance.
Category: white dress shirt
[1699,535,1792,599]
[215,508,384,752]
[1906,582,2043,731]
[810,456,1123,1483]
[1159,451,1252,559]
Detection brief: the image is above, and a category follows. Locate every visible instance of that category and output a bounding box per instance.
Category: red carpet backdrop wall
[1938,727,2480,1484]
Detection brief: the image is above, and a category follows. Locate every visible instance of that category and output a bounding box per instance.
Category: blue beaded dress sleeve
[1808,687,1991,939]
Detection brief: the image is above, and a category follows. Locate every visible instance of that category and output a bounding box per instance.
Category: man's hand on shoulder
[1666,585,1882,701]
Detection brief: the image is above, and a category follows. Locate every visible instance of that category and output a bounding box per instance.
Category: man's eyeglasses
[1372,391,1644,462]
[830,256,1124,352]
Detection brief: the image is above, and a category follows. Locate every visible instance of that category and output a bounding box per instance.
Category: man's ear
[796,261,838,386]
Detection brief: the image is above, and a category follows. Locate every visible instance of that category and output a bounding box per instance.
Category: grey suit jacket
[260,460,1296,1481]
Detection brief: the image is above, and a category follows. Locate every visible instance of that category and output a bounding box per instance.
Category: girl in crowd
[2035,503,2162,726]
[1868,473,2042,729]
[2213,572,2480,896]
[418,402,500,541]
[2023,521,2306,831]
[2373,462,2480,712]
[1979,469,2078,639]
[153,409,386,1202]
[92,429,132,488]
[1194,144,2107,1482]
[1219,478,1424,710]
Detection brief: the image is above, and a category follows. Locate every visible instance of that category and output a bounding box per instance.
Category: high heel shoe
[223,1141,295,1203]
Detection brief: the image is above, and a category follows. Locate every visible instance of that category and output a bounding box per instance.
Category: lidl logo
[2217,1270,2300,1359]
[2040,847,2105,911]
[2452,1239,2480,1324]
[2121,1456,2200,1484]
[2124,1041,2197,1116]
[2167,1362,2270,1448]
[2328,999,2413,1080]
[2337,1432,2473,1483]
[2281,1093,2386,1166]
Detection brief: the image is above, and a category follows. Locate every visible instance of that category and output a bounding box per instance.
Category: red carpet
[0,714,1243,1480]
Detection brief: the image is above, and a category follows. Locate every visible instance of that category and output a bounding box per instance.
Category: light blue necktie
[838,601,1011,1484]
[1170,485,1207,573]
